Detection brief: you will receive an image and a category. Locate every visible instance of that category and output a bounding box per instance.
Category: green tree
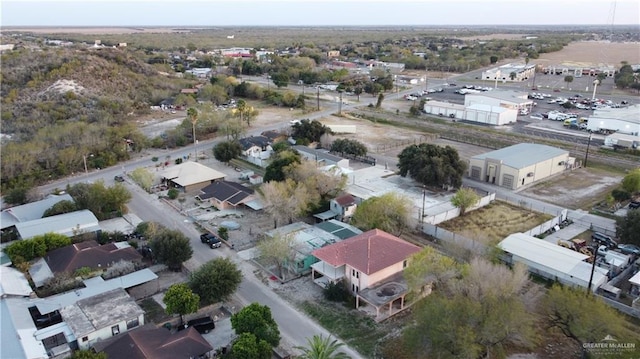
[213,140,243,165]
[231,303,280,347]
[397,143,466,188]
[404,258,537,358]
[43,200,77,217]
[330,138,367,157]
[149,228,193,270]
[509,71,517,80]
[3,186,31,206]
[351,193,412,236]
[264,150,301,182]
[163,283,200,325]
[69,350,107,359]
[543,284,630,347]
[621,168,640,194]
[404,247,461,295]
[271,72,290,88]
[616,209,640,246]
[167,188,179,200]
[231,332,272,359]
[564,75,574,88]
[130,167,154,192]
[295,335,351,359]
[189,257,242,305]
[450,188,480,216]
[66,181,132,220]
[291,119,332,144]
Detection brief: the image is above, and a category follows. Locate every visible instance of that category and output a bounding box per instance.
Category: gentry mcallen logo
[583,335,636,356]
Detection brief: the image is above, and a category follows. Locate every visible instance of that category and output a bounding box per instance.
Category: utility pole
[584,133,593,167]
[317,87,320,111]
[338,91,343,115]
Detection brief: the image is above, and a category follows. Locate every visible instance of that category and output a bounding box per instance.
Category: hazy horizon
[2,1,639,27]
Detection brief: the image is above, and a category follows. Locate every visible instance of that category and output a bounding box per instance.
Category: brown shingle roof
[312,229,421,275]
[94,325,212,359]
[45,240,142,273]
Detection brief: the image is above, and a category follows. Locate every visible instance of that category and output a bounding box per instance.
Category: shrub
[167,188,179,199]
[611,188,631,201]
[323,281,350,302]
[218,227,229,241]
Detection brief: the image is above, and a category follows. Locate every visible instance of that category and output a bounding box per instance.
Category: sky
[1,0,639,27]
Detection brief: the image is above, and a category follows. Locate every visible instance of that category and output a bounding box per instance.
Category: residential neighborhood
[1,11,639,359]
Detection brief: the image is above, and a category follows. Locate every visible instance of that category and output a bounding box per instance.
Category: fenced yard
[437,201,553,246]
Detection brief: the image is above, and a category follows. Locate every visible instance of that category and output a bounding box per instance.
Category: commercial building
[586,105,640,136]
[468,143,572,190]
[481,63,536,83]
[464,90,534,112]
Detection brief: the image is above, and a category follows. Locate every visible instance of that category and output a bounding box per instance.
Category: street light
[584,133,593,168]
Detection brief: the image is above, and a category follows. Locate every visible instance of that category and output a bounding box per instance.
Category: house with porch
[311,229,422,321]
[239,135,273,166]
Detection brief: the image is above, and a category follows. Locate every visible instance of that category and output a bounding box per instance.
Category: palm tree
[187,107,198,161]
[295,335,351,359]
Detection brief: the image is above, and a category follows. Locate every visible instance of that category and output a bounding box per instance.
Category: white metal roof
[1,194,74,230]
[629,271,640,286]
[14,209,100,240]
[158,161,225,187]
[499,232,589,272]
[1,298,49,359]
[499,233,607,286]
[466,103,512,113]
[0,266,33,297]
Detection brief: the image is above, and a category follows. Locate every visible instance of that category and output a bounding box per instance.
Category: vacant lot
[439,201,553,245]
[520,167,623,210]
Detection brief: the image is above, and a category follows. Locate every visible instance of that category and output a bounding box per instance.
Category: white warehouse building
[499,233,608,292]
[464,90,534,112]
[423,100,517,126]
[587,105,640,136]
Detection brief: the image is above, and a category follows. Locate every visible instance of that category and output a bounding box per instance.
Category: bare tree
[258,179,311,227]
[256,234,298,280]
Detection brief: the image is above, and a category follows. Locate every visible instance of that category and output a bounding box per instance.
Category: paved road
[125,178,364,357]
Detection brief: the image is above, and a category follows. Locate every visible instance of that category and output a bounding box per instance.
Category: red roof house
[311,229,422,321]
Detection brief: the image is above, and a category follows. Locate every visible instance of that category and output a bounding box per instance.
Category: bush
[612,188,631,201]
[218,227,229,241]
[323,281,350,302]
[167,188,180,200]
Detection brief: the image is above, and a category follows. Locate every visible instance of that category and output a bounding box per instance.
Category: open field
[535,41,640,67]
[438,201,553,245]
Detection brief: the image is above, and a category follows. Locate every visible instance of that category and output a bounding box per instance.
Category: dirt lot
[519,167,624,210]
[438,201,553,245]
